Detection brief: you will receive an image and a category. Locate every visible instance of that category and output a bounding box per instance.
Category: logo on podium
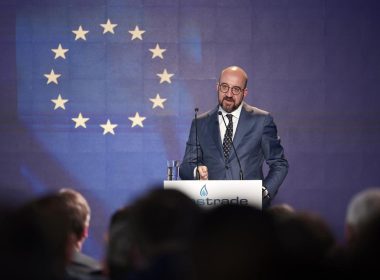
[164,180,262,209]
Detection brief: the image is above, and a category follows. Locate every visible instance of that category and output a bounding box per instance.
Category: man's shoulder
[197,107,218,120]
[70,251,102,272]
[243,103,270,117]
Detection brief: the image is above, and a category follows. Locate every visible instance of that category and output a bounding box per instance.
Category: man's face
[217,70,248,113]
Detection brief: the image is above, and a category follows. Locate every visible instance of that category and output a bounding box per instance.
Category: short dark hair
[58,188,90,240]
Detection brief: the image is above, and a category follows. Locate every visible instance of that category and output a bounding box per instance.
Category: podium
[163,180,262,209]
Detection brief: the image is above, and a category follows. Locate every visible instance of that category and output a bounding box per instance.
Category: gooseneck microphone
[218,111,243,180]
[195,108,200,180]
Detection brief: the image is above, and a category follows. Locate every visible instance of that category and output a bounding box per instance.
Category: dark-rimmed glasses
[218,83,245,95]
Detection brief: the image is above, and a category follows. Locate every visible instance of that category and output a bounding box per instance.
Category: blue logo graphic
[200,185,208,197]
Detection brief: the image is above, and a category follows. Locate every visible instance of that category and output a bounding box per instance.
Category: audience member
[58,188,104,280]
[266,202,295,223]
[1,194,72,280]
[273,211,336,279]
[106,187,201,280]
[345,187,380,245]
[190,204,279,280]
[104,206,131,279]
[341,187,380,275]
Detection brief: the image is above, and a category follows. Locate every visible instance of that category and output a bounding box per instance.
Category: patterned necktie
[222,114,233,161]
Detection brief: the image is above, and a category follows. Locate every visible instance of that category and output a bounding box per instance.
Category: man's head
[58,188,91,247]
[3,194,72,280]
[105,187,201,279]
[217,66,248,113]
[345,187,380,244]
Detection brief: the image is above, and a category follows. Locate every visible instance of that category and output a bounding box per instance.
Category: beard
[219,97,241,113]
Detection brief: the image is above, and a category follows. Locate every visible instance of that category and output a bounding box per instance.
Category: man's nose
[225,88,233,97]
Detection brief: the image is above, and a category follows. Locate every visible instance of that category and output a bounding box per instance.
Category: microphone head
[218,111,222,115]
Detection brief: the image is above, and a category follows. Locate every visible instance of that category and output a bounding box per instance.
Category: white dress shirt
[218,103,243,143]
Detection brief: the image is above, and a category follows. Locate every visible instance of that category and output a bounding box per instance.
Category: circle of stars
[43,18,174,135]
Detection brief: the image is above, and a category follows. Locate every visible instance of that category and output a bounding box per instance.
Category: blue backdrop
[1,0,380,261]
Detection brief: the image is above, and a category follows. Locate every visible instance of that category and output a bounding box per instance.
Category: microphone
[218,111,243,180]
[195,108,200,180]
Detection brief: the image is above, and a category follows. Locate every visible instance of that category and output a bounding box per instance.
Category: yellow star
[100,119,118,135]
[72,25,89,41]
[51,94,69,110]
[150,94,167,109]
[157,69,174,84]
[72,113,90,128]
[51,43,69,59]
[149,43,166,59]
[100,19,118,34]
[128,112,146,128]
[44,69,61,84]
[128,25,145,40]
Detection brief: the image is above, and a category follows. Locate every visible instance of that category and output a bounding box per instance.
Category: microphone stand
[195,108,200,180]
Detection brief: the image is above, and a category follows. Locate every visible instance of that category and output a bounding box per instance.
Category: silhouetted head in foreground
[190,204,278,280]
[106,187,201,280]
[1,194,71,280]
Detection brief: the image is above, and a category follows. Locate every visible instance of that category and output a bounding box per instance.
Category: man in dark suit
[179,66,289,206]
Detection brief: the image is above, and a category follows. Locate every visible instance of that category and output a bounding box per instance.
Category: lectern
[163,180,262,209]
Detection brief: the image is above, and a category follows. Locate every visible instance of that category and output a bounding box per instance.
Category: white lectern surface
[163,180,262,209]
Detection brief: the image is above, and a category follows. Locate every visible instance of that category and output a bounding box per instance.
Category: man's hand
[197,165,209,180]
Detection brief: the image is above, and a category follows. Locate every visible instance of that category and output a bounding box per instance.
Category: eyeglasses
[218,83,245,95]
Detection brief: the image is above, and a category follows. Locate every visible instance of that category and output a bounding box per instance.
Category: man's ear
[83,226,89,239]
[243,88,248,98]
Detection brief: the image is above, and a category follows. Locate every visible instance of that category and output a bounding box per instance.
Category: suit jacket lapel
[209,107,224,159]
[232,102,251,155]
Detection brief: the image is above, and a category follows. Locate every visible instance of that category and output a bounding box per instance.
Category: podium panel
[163,180,262,209]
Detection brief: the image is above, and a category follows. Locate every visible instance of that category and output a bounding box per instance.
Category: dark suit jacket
[66,250,105,280]
[179,102,289,201]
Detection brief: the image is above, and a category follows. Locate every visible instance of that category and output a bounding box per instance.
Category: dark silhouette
[1,194,72,280]
[273,211,336,279]
[106,187,201,280]
[338,187,380,276]
[190,204,279,280]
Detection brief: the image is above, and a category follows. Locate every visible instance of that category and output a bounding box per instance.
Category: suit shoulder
[198,108,216,120]
[71,251,101,270]
[243,103,270,116]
